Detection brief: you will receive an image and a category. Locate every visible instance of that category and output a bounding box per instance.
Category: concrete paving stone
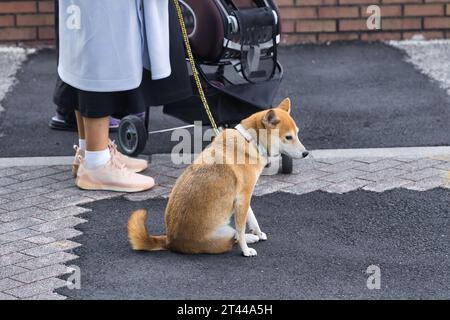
[5,277,67,298]
[282,179,331,195]
[0,252,31,268]
[314,158,347,164]
[84,190,124,201]
[25,228,82,245]
[155,175,177,188]
[0,196,51,211]
[363,177,412,192]
[321,178,370,194]
[33,206,91,222]
[356,167,408,182]
[395,158,444,172]
[16,252,78,270]
[14,167,61,182]
[12,166,49,172]
[1,187,53,201]
[0,265,28,279]
[7,177,58,191]
[319,160,364,173]
[25,292,67,300]
[20,240,81,257]
[0,240,36,256]
[0,217,45,235]
[43,188,95,200]
[0,228,42,244]
[0,177,18,187]
[292,159,328,173]
[399,167,447,182]
[0,278,24,291]
[404,175,448,191]
[348,157,384,164]
[0,207,50,223]
[51,165,72,171]
[46,179,75,190]
[0,188,12,196]
[11,264,71,284]
[433,162,450,171]
[354,159,405,172]
[274,169,331,184]
[253,181,294,196]
[0,167,23,178]
[162,167,186,179]
[29,216,87,234]
[46,171,73,182]
[37,196,93,211]
[318,169,365,183]
[0,292,17,300]
[125,186,171,201]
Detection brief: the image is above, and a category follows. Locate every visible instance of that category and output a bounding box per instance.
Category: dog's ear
[262,110,280,128]
[278,98,291,114]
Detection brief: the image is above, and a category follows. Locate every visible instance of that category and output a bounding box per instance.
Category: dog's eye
[285,135,293,141]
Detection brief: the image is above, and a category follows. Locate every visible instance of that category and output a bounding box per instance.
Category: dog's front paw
[258,232,267,241]
[242,248,257,257]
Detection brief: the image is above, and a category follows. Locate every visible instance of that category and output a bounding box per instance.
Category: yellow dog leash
[172,0,220,135]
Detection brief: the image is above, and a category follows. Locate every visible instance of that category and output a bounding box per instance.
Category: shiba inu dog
[128,98,308,257]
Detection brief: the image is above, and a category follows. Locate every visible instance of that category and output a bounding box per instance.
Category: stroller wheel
[118,115,147,157]
[281,154,293,174]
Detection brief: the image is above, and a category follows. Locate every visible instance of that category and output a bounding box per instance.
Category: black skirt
[53,0,192,119]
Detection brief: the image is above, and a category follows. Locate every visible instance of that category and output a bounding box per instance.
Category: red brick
[297,0,337,6]
[16,14,54,26]
[424,0,450,3]
[404,4,444,16]
[280,7,317,19]
[38,26,54,40]
[339,19,368,31]
[424,17,450,29]
[382,0,421,3]
[446,4,450,15]
[281,20,295,33]
[360,31,402,41]
[319,6,359,18]
[0,15,15,27]
[281,33,317,45]
[297,20,336,32]
[0,27,36,41]
[318,32,359,42]
[340,0,381,4]
[403,31,445,40]
[38,1,55,13]
[382,18,422,30]
[0,1,37,14]
[361,5,402,17]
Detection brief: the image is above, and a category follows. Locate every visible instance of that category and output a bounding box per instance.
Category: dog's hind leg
[196,225,235,254]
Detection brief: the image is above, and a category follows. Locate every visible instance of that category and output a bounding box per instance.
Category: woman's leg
[75,110,85,140]
[83,116,109,151]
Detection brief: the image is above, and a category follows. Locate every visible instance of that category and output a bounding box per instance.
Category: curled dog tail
[127,209,167,251]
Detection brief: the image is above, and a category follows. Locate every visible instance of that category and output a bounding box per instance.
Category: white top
[58,0,172,92]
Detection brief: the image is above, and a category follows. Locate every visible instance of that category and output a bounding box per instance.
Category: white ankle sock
[85,149,111,169]
[79,139,86,151]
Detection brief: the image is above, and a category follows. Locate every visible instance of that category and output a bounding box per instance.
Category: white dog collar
[235,124,269,159]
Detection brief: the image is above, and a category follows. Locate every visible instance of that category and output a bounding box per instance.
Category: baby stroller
[117,0,293,173]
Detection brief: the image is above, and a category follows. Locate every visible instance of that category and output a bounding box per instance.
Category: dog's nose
[302,151,309,158]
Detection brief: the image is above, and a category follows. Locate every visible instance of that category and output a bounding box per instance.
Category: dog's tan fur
[128,98,306,256]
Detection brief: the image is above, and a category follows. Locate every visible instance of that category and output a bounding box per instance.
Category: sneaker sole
[72,164,145,178]
[75,177,154,193]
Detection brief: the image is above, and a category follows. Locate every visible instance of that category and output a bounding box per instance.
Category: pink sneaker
[75,156,155,193]
[109,140,148,173]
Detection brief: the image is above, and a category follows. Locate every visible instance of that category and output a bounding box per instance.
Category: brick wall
[280,0,450,44]
[0,0,449,46]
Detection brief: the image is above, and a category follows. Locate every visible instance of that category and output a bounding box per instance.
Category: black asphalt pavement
[1,43,450,157]
[58,189,450,300]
